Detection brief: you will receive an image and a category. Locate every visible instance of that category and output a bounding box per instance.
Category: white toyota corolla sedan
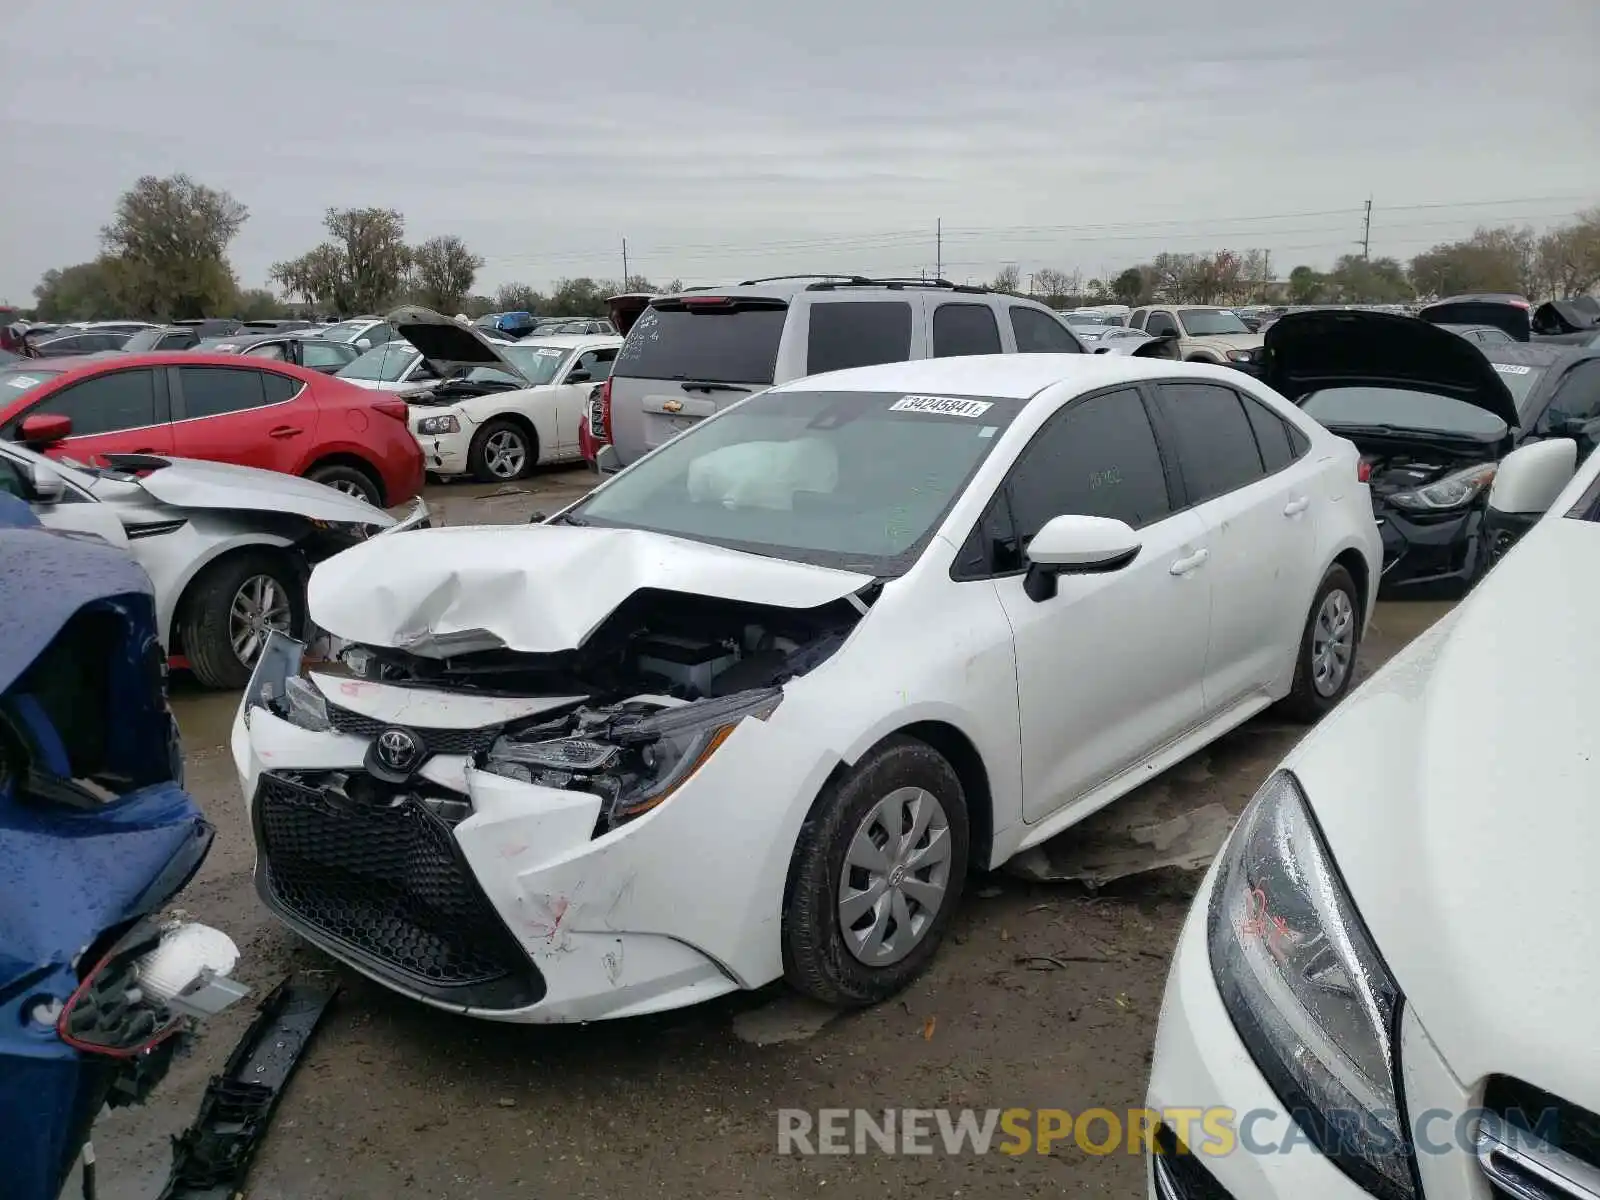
[232,353,1380,1023]
[1145,436,1595,1199]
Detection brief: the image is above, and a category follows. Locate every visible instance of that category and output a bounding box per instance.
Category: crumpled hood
[1288,515,1600,1107]
[94,455,394,526]
[307,524,875,656]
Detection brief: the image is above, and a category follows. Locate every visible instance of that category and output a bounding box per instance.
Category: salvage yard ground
[85,467,1451,1200]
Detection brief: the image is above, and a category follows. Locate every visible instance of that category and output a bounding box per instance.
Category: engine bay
[1360,448,1497,500]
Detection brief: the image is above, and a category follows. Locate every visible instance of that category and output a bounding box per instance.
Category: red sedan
[0,352,423,506]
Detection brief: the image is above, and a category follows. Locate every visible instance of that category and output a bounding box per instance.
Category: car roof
[4,351,321,377]
[656,277,1011,302]
[768,352,1250,401]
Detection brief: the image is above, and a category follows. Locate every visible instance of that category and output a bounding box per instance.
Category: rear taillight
[1357,459,1372,483]
[372,400,408,422]
[599,377,613,443]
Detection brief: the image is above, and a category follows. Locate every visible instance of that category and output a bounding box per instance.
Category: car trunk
[1418,298,1531,342]
[606,296,788,468]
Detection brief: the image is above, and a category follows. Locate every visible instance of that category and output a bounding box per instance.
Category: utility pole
[1360,198,1372,260]
[622,237,630,286]
[936,218,942,280]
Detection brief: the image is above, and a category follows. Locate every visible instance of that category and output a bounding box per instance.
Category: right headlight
[1207,770,1414,1200]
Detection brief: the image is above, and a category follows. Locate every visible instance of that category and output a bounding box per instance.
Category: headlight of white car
[1208,770,1414,1200]
[415,414,460,435]
[484,688,782,829]
[1225,348,1256,362]
[1388,462,1496,511]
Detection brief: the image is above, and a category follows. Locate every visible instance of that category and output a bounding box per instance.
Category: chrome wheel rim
[1311,588,1355,697]
[328,476,370,500]
[484,429,527,478]
[838,786,952,967]
[229,574,293,666]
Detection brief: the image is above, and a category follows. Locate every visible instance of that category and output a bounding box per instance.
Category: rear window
[614,302,787,385]
[806,301,912,375]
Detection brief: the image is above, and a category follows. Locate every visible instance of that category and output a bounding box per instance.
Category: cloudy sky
[3,0,1598,302]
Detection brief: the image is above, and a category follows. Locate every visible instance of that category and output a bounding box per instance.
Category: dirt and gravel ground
[80,467,1452,1200]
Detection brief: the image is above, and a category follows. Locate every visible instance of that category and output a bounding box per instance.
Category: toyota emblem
[375,728,420,772]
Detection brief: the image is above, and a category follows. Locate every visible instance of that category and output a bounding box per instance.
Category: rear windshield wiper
[675,381,753,394]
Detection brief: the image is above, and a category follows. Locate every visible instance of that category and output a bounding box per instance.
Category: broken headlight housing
[486,688,782,828]
[1388,462,1496,512]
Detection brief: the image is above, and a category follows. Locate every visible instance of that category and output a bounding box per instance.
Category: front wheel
[1282,564,1361,722]
[468,419,535,482]
[179,551,306,690]
[783,737,969,1007]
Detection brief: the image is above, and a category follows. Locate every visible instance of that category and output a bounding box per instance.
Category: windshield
[1301,387,1509,436]
[338,341,420,382]
[1177,309,1250,336]
[566,388,1021,573]
[0,367,63,396]
[1064,314,1121,327]
[318,321,373,343]
[480,344,570,385]
[1488,361,1549,417]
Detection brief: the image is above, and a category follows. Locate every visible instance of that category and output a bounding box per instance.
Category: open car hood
[384,305,528,381]
[95,454,395,526]
[1262,309,1522,428]
[1532,298,1600,336]
[307,524,876,657]
[1418,295,1531,342]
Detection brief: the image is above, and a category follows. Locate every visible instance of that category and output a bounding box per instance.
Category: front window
[472,345,571,386]
[1302,387,1509,437]
[1177,309,1251,336]
[0,367,63,396]
[566,388,1022,574]
[1488,362,1549,418]
[338,342,420,382]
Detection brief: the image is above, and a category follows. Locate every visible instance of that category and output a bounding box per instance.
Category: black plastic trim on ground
[156,979,337,1200]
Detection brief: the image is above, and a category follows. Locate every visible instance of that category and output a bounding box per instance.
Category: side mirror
[355,338,372,351]
[565,370,592,385]
[1023,514,1142,602]
[20,413,72,447]
[1487,438,1577,516]
[26,460,67,503]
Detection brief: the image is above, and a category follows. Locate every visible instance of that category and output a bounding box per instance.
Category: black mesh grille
[325,706,503,756]
[253,773,542,1009]
[1150,1123,1237,1200]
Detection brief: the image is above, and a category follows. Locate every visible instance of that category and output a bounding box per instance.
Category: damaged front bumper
[231,636,836,1023]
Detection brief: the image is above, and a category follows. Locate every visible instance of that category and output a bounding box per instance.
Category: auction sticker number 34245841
[889,395,994,418]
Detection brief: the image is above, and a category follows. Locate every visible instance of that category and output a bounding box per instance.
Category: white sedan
[388,307,621,481]
[232,353,1380,1022]
[1145,435,1594,1200]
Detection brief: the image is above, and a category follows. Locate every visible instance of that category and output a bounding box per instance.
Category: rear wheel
[1283,564,1361,722]
[468,419,535,482]
[180,551,306,690]
[783,737,969,1007]
[306,462,381,506]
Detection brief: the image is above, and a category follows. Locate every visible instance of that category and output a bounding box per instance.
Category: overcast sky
[3,0,1598,302]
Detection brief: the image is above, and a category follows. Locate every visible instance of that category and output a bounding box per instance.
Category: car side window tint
[366,325,394,345]
[177,366,269,418]
[1129,309,1147,330]
[585,347,618,379]
[1548,359,1600,421]
[300,342,349,369]
[0,455,27,497]
[244,343,287,361]
[260,372,301,404]
[932,303,1002,357]
[1157,382,1267,503]
[980,388,1172,574]
[1010,306,1083,353]
[1145,311,1180,337]
[31,369,158,436]
[807,301,913,374]
[158,333,195,350]
[1240,394,1298,472]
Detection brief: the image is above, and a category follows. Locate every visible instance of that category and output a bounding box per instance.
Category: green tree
[236,288,289,320]
[99,173,248,318]
[31,260,123,320]
[1287,265,1325,304]
[1111,266,1146,306]
[544,277,608,316]
[1326,255,1412,303]
[410,235,484,313]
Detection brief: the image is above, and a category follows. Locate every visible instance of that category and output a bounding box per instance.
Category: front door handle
[269,425,303,439]
[1283,496,1310,516]
[1169,548,1209,576]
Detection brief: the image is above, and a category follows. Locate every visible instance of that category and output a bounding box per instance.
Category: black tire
[468,418,536,483]
[179,551,306,690]
[1282,564,1361,723]
[783,736,969,1007]
[307,462,381,506]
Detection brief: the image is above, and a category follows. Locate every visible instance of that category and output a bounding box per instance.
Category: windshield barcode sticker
[6,376,39,388]
[890,395,993,418]
[533,347,564,356]
[1493,363,1532,375]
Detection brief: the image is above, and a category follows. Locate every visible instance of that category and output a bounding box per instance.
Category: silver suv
[596,276,1088,473]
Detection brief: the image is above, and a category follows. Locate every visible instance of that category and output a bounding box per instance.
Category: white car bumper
[412,422,471,475]
[231,669,838,1024]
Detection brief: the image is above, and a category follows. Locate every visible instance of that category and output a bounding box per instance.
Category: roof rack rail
[804,276,990,293]
[737,274,874,286]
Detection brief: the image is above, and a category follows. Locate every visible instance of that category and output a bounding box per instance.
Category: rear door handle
[1283,496,1310,516]
[269,425,303,439]
[1169,548,1209,576]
